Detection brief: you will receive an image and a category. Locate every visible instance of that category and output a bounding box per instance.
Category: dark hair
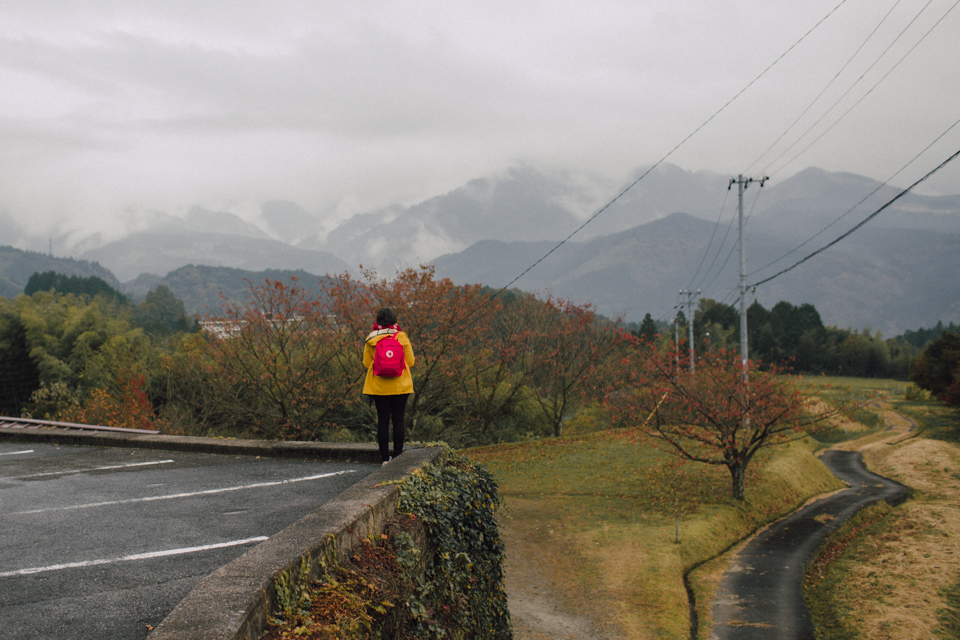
[376,307,397,326]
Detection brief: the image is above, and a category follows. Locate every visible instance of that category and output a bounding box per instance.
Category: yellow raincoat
[362,329,415,395]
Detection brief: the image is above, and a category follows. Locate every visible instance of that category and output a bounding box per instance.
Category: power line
[685,188,731,290]
[694,210,737,291]
[766,0,960,177]
[701,186,764,292]
[748,113,960,278]
[750,146,960,289]
[745,0,906,176]
[489,0,850,296]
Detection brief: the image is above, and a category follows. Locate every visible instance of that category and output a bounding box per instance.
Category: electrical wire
[701,186,765,292]
[693,210,737,291]
[745,0,905,175]
[684,189,731,290]
[582,1,954,324]
[697,0,957,308]
[721,284,742,308]
[488,0,851,296]
[748,113,960,277]
[749,146,960,289]
[699,220,738,292]
[766,0,960,177]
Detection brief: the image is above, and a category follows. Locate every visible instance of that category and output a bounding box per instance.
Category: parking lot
[0,441,377,640]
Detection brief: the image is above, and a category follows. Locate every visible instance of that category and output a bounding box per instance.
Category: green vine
[396,450,511,639]
[274,556,311,616]
[263,450,510,639]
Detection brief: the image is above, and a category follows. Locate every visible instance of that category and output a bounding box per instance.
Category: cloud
[1,0,959,249]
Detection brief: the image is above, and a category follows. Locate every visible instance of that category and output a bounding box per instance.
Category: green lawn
[467,425,846,638]
[464,376,956,638]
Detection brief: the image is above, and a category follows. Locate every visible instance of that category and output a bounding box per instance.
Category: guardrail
[0,416,161,435]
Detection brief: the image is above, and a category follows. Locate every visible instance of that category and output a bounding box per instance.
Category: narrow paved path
[709,450,909,640]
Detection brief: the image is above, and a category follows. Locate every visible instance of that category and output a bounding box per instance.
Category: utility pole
[679,289,699,374]
[674,313,680,376]
[728,174,767,374]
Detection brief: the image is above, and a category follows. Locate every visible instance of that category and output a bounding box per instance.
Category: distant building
[199,315,326,340]
[199,319,244,339]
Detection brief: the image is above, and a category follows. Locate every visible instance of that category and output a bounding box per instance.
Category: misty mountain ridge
[124,265,327,316]
[48,163,960,279]
[1,163,958,336]
[298,166,604,271]
[80,230,348,282]
[433,212,960,336]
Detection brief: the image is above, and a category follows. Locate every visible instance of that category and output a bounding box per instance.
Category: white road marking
[0,450,33,456]
[3,459,175,480]
[0,536,270,578]
[16,469,357,514]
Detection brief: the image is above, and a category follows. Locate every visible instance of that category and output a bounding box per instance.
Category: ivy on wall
[397,451,511,639]
[264,450,511,639]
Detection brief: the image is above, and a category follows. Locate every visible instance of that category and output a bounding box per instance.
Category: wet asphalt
[0,441,377,640]
[709,449,909,640]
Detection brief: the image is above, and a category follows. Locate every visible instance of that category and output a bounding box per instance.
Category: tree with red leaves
[608,342,841,501]
[179,276,361,439]
[333,265,507,436]
[525,295,625,437]
[324,266,621,444]
[171,265,627,446]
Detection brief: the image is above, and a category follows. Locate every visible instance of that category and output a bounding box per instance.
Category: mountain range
[1,164,958,336]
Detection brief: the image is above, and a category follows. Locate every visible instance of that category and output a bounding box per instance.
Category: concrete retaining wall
[0,427,444,640]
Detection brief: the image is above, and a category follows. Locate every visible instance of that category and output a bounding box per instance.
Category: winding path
[708,449,909,639]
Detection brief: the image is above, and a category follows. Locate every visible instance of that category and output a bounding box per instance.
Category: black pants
[373,394,408,462]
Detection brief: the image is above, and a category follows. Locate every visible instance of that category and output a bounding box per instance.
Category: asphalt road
[709,450,909,640]
[0,441,377,640]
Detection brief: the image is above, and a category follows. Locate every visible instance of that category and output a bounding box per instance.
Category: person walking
[363,308,415,465]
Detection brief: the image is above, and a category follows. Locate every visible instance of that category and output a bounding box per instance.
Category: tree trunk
[728,462,747,501]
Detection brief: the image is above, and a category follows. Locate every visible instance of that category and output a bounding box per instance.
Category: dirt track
[501,517,617,640]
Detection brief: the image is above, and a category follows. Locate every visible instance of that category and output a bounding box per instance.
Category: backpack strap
[365,328,400,345]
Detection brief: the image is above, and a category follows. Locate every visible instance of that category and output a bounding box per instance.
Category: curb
[0,427,383,463]
[0,427,445,640]
[149,446,443,640]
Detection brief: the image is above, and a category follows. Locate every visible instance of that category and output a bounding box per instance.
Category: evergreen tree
[0,302,41,415]
[637,313,658,342]
[132,285,197,336]
[24,271,128,305]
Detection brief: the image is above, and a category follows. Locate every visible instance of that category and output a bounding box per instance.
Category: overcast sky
[2,0,959,247]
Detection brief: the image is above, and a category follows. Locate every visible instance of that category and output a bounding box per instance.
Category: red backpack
[373,331,406,377]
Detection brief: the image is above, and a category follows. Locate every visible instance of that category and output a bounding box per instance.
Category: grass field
[803,382,960,639]
[466,376,960,639]
[466,422,849,638]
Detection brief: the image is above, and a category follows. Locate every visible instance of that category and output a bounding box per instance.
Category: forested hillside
[0,246,120,299]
